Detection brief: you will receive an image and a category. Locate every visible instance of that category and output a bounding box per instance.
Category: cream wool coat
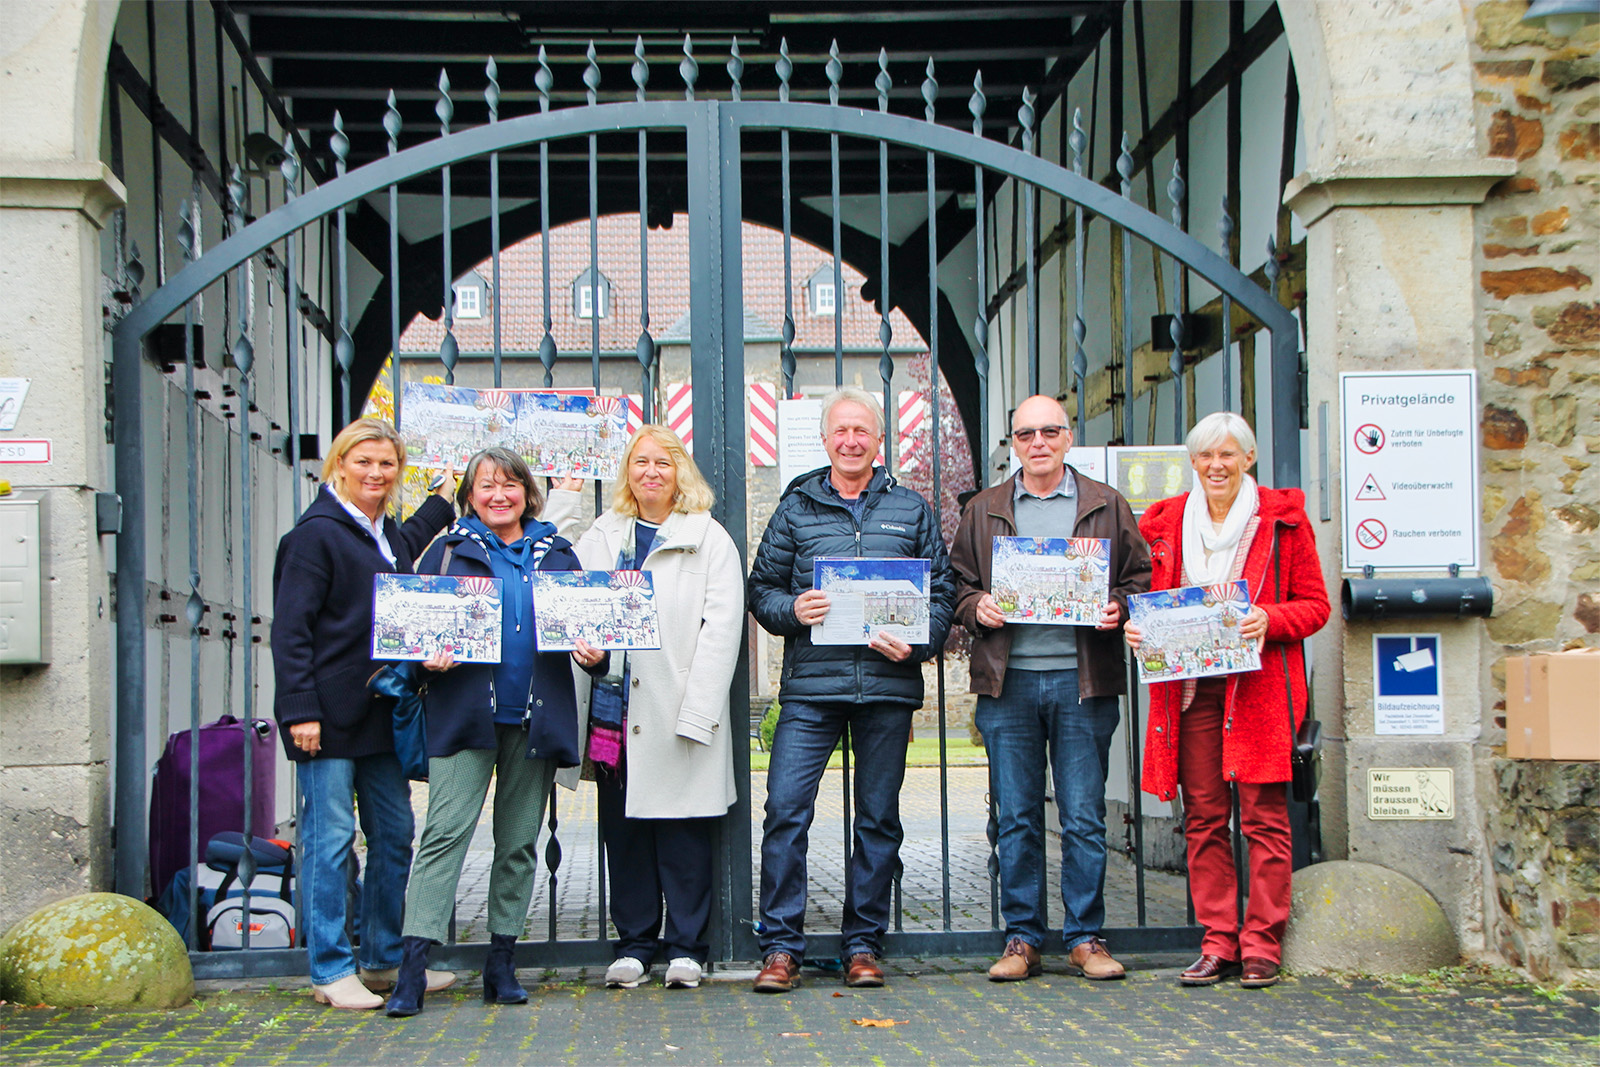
[564,507,744,819]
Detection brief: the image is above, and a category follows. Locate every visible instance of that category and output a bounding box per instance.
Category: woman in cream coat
[559,425,743,991]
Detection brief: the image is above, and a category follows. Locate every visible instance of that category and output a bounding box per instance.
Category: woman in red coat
[1126,412,1329,989]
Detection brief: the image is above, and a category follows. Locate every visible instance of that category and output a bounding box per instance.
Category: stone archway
[0,0,125,931]
[1277,0,1514,955]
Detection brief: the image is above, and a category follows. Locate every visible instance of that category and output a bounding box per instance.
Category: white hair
[820,386,885,437]
[1186,411,1257,456]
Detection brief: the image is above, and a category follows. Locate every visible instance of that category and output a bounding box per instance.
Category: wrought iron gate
[111,38,1299,979]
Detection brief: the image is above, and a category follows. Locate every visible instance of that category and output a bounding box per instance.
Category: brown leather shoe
[1065,937,1126,981]
[987,937,1043,981]
[844,952,885,988]
[753,952,801,993]
[1240,957,1280,988]
[1179,954,1243,986]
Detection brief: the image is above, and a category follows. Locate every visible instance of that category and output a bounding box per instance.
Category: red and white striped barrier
[897,391,929,471]
[666,382,693,454]
[625,394,644,437]
[748,382,778,467]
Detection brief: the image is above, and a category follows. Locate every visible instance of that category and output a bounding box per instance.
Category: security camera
[244,132,290,172]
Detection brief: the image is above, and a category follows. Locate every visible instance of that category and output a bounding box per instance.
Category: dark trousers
[1180,678,1293,963]
[596,763,716,964]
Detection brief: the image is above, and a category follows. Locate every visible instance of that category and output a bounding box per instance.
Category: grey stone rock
[0,893,193,1008]
[1283,861,1459,975]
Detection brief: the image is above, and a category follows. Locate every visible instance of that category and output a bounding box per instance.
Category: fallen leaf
[832,992,844,997]
[852,1018,910,1028]
[665,1045,681,1051]
[780,1032,814,1038]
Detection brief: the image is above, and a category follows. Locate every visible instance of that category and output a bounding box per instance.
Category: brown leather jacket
[951,469,1152,699]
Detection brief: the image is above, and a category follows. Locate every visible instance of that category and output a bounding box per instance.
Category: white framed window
[573,269,611,319]
[578,284,607,319]
[813,280,835,315]
[455,284,482,318]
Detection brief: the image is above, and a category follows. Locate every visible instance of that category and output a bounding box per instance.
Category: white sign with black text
[1340,370,1478,572]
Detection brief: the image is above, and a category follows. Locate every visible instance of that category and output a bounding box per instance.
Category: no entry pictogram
[1355,518,1388,550]
[1354,424,1385,454]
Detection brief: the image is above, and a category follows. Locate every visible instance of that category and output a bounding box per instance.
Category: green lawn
[747,734,987,773]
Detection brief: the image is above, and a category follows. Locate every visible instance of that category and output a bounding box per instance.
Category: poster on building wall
[1373,634,1444,735]
[1339,370,1478,572]
[1106,446,1193,514]
[1366,768,1454,820]
[991,537,1111,626]
[371,573,503,664]
[1128,580,1261,683]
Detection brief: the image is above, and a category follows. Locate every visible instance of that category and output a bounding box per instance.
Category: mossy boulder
[1283,861,1458,975]
[0,893,193,1008]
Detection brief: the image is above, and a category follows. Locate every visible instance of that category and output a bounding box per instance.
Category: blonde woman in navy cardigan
[270,417,454,1010]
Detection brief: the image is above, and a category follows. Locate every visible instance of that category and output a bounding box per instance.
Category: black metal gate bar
[1069,108,1088,442]
[385,92,403,424]
[925,60,955,935]
[111,63,1299,972]
[180,200,204,949]
[487,59,504,389]
[438,73,458,386]
[636,37,657,421]
[1020,89,1039,397]
[1166,162,1187,439]
[333,112,353,423]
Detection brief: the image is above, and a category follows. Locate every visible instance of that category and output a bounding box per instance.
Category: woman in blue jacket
[270,417,455,1011]
[386,447,599,1016]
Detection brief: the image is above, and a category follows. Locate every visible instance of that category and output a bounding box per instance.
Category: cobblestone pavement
[443,765,1190,943]
[2,962,1595,1066]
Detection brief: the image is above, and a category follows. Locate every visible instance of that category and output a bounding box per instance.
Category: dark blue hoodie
[415,518,594,767]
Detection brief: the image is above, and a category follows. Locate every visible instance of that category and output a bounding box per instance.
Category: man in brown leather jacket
[950,395,1150,983]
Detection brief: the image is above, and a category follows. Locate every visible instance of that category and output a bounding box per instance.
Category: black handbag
[1273,530,1322,804]
[369,661,428,781]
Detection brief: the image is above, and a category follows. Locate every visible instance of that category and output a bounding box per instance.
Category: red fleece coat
[1138,487,1331,800]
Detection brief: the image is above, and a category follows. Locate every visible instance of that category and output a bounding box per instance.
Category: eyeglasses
[1012,425,1067,444]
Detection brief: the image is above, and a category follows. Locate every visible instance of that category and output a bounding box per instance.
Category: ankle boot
[482,932,529,1004]
[385,936,432,1017]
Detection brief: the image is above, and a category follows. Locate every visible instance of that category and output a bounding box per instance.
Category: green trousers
[401,724,557,942]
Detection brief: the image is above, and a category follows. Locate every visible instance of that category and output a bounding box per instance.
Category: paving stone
[1,965,1594,1066]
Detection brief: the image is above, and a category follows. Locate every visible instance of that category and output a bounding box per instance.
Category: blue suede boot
[385,936,432,1017]
[482,933,529,1004]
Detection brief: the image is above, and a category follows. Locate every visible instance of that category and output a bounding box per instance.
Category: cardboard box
[1504,650,1600,761]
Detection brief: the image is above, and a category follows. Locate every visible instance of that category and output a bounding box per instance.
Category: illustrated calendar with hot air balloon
[371,573,504,664]
[530,571,662,651]
[1127,580,1261,683]
[990,537,1111,627]
[398,382,628,481]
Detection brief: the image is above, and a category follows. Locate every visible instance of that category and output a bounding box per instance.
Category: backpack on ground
[202,832,297,950]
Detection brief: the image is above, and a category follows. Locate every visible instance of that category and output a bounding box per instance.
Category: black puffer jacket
[748,466,956,709]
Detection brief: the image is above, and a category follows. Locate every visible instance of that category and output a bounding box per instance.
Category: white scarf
[1182,474,1258,585]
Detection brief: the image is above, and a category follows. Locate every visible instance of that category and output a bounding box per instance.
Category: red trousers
[1179,679,1293,963]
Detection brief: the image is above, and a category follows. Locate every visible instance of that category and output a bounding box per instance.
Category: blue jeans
[759,699,913,960]
[975,668,1120,951]
[296,752,414,985]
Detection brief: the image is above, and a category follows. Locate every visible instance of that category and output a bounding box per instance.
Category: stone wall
[1469,1,1599,978]
[1486,759,1600,977]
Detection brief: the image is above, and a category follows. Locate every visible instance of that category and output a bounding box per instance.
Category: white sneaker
[605,957,647,988]
[664,957,703,989]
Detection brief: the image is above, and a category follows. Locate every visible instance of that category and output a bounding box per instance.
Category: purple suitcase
[148,715,278,901]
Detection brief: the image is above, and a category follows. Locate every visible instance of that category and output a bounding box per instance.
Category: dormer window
[454,272,488,319]
[807,266,837,316]
[572,267,611,319]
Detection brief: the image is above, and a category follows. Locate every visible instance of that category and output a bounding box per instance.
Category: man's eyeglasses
[1012,425,1067,444]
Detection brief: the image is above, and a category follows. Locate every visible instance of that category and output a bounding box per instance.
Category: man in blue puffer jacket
[747,386,956,993]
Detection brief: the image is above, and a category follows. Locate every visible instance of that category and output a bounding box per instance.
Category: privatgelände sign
[1340,370,1478,572]
[1366,767,1454,820]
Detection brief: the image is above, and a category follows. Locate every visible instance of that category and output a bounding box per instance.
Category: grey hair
[1186,411,1257,457]
[820,386,885,437]
[457,446,545,523]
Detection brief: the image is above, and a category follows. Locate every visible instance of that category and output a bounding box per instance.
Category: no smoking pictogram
[1356,518,1388,550]
[1355,424,1385,454]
